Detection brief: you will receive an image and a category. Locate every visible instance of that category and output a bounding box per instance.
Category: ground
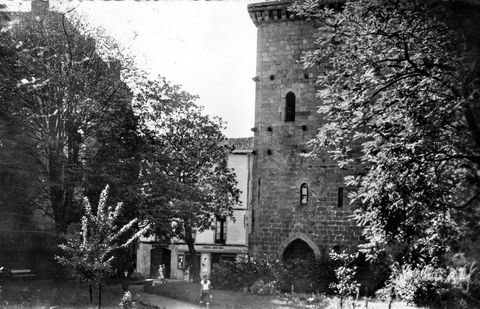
[0,279,421,309]
[143,279,421,309]
[0,279,123,308]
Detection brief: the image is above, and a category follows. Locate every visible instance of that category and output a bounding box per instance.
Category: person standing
[122,269,130,292]
[199,274,212,306]
[160,264,166,284]
[158,265,165,284]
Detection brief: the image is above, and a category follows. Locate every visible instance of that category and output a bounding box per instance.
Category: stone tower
[247,0,362,260]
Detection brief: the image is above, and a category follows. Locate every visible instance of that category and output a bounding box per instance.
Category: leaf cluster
[294,0,480,265]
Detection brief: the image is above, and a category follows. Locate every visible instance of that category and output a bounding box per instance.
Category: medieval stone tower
[247,0,363,260]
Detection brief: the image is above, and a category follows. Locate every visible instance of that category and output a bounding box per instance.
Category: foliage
[293,0,480,266]
[56,186,148,307]
[0,10,141,234]
[329,251,359,298]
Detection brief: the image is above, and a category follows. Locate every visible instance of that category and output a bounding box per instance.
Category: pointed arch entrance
[278,233,321,261]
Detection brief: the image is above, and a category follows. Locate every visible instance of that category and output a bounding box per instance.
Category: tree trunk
[89,284,93,303]
[185,224,200,282]
[49,120,83,235]
[98,283,102,309]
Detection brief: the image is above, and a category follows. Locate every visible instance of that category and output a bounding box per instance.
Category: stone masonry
[247,0,363,259]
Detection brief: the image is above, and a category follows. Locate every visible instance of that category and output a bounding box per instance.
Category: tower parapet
[247,0,297,26]
[248,0,344,26]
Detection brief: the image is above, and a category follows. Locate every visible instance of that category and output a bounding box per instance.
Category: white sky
[3,0,259,138]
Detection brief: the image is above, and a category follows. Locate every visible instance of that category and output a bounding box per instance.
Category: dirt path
[130,285,202,309]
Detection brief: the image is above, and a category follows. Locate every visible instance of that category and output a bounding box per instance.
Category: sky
[3,0,259,138]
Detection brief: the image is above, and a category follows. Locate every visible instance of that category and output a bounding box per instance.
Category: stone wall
[248,0,363,259]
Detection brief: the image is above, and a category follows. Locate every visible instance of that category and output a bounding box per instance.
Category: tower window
[300,183,308,205]
[337,187,344,208]
[285,92,295,122]
[257,178,261,202]
[215,216,227,244]
[251,209,255,233]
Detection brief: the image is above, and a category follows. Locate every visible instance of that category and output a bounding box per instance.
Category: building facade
[136,137,254,279]
[247,0,363,261]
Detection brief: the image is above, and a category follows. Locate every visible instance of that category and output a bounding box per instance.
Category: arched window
[300,183,308,205]
[285,92,295,122]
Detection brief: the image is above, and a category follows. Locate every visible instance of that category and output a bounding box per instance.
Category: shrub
[210,254,337,294]
[210,254,281,291]
[210,261,241,290]
[389,264,447,307]
[273,258,334,293]
[376,262,480,309]
[250,279,279,295]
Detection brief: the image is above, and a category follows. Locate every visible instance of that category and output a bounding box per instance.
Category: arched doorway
[282,238,315,262]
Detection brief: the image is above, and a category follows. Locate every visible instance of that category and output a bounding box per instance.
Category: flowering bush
[329,251,359,298]
[389,264,446,306]
[119,291,135,309]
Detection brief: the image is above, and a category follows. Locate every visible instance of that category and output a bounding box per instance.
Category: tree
[0,10,135,234]
[139,90,240,281]
[56,185,148,308]
[292,0,480,265]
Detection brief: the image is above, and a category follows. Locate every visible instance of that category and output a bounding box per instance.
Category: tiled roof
[228,137,254,152]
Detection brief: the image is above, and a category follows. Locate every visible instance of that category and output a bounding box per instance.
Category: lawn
[144,279,309,308]
[0,279,126,309]
[144,280,421,309]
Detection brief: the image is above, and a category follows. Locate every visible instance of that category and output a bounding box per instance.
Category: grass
[144,280,421,309]
[144,279,310,308]
[0,279,126,309]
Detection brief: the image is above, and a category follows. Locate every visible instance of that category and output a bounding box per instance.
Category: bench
[10,269,36,279]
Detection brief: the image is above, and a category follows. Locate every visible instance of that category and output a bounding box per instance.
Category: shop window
[177,255,184,270]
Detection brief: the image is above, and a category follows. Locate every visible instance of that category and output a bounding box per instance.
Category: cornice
[247,0,296,26]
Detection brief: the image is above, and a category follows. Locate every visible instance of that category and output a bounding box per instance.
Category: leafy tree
[0,10,135,234]
[292,0,480,265]
[56,185,148,308]
[139,92,240,281]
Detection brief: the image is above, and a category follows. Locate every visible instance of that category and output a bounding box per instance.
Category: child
[199,274,212,305]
